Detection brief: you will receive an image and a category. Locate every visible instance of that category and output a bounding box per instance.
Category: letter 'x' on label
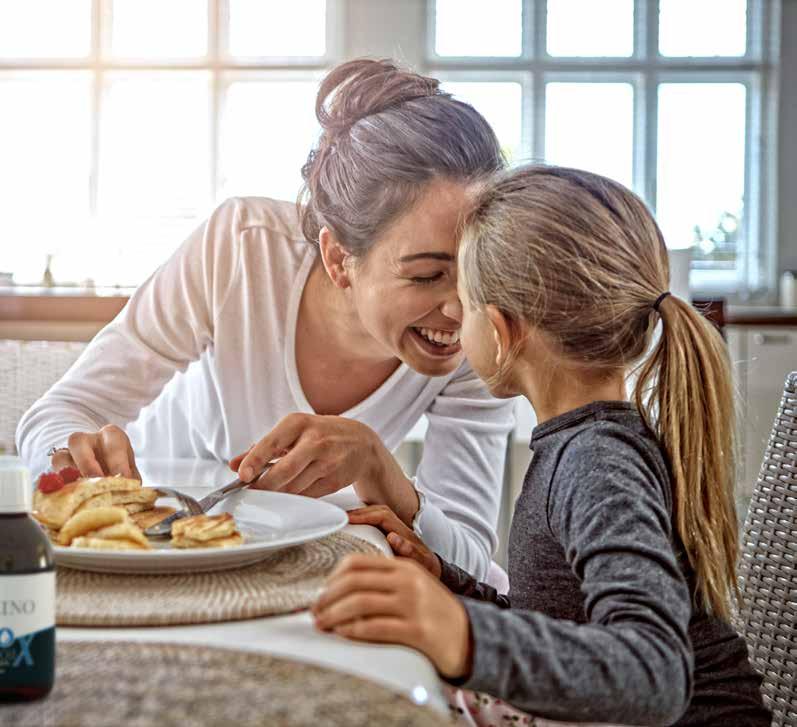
[12,635,35,667]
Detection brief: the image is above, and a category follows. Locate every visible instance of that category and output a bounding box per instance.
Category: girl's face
[456,244,525,400]
[343,179,469,377]
[456,273,504,394]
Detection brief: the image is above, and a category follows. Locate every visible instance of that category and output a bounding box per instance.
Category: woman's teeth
[415,327,460,347]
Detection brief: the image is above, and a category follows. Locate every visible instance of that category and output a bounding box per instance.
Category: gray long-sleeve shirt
[441,401,768,726]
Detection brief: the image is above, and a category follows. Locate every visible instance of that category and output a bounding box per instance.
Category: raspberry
[37,471,65,493]
[58,466,81,484]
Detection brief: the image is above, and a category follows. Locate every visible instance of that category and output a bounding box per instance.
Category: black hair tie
[652,291,671,312]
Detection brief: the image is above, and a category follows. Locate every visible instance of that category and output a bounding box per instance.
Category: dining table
[7,456,449,722]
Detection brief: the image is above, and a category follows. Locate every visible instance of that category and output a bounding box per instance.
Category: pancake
[32,476,141,530]
[171,533,244,549]
[58,506,129,546]
[130,506,176,530]
[87,521,151,549]
[70,537,148,551]
[171,513,237,542]
[170,513,243,549]
[73,487,158,516]
[124,502,151,515]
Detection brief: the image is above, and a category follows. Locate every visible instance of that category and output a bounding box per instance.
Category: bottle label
[0,572,55,685]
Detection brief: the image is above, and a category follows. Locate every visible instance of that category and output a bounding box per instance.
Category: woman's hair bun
[298,58,503,251]
[315,58,446,140]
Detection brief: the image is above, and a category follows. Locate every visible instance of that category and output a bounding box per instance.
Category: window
[0,0,333,287]
[430,0,778,296]
[0,0,779,296]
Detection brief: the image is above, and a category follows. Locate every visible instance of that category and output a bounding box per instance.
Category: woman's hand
[229,414,420,525]
[312,554,472,680]
[50,424,141,480]
[347,505,442,578]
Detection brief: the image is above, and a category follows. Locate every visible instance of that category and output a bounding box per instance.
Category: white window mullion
[631,71,647,200]
[523,0,535,58]
[88,0,105,220]
[208,0,221,205]
[533,0,547,60]
[531,0,547,162]
[531,69,546,164]
[643,0,659,210]
[744,74,761,295]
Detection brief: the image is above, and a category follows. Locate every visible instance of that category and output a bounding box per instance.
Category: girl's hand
[229,414,420,525]
[312,554,472,680]
[347,505,442,578]
[50,425,141,480]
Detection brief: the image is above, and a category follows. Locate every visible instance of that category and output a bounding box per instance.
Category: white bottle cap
[0,459,33,513]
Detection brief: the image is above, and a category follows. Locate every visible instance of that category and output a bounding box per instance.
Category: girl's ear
[319,226,351,289]
[485,305,515,368]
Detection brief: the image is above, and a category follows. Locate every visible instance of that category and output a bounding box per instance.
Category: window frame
[426,0,779,298]
[0,0,342,286]
[0,0,779,297]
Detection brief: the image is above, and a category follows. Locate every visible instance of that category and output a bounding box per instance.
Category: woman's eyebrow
[398,252,455,263]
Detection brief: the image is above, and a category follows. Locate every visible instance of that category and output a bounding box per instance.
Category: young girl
[312,165,770,725]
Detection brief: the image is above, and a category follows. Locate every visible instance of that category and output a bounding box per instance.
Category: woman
[16,59,515,576]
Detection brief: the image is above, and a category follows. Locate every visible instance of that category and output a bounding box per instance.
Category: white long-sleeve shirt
[16,197,515,577]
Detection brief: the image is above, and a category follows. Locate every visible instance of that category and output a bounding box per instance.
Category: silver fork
[143,462,276,538]
[152,487,205,516]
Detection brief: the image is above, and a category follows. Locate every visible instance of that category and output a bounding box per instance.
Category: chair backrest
[736,371,797,726]
[0,339,87,455]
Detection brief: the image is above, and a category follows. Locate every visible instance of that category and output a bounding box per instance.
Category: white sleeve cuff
[411,484,427,536]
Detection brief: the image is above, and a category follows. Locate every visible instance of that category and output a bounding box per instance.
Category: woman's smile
[408,325,463,358]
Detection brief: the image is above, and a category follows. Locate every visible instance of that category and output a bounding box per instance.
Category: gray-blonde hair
[298,58,505,254]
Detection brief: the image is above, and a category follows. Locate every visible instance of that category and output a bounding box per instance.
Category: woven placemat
[57,532,379,627]
[2,641,446,727]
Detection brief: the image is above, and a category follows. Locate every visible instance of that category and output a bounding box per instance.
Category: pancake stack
[32,468,244,551]
[32,469,173,550]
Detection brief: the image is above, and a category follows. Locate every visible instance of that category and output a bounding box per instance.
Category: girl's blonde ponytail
[634,294,739,620]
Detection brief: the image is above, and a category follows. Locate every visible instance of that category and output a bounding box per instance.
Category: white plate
[53,488,348,574]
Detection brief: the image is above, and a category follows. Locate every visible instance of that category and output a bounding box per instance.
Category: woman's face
[345,179,469,377]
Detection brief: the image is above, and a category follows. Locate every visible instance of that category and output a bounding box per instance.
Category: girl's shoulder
[545,412,673,517]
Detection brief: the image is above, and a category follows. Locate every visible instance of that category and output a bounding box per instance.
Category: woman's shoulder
[216,196,305,241]
[209,196,316,279]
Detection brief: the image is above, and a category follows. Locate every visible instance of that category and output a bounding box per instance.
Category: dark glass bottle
[0,464,55,703]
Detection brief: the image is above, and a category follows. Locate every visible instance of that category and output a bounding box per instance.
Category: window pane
[659,0,747,57]
[547,0,633,57]
[228,0,326,57]
[656,83,746,272]
[435,0,522,57]
[0,0,91,58]
[110,0,208,58]
[219,80,319,202]
[85,217,203,286]
[443,82,523,164]
[545,83,634,188]
[99,74,211,217]
[0,75,91,284]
